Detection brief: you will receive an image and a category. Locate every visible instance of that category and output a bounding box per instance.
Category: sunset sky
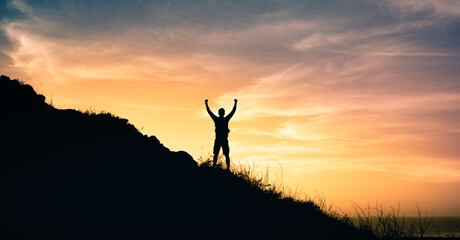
[1,0,460,216]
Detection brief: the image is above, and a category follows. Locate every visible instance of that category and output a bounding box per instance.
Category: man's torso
[213,117,230,138]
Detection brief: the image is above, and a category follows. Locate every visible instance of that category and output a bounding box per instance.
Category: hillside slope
[0,75,374,240]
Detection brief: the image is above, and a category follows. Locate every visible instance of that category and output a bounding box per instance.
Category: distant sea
[351,217,460,238]
[422,217,460,238]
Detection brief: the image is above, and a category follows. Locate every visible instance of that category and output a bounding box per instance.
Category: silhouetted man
[205,99,237,170]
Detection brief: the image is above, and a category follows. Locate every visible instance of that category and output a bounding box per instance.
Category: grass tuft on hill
[197,156,454,240]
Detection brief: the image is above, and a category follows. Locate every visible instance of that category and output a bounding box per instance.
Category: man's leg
[224,154,230,170]
[213,139,220,167]
[213,153,219,167]
[223,139,230,170]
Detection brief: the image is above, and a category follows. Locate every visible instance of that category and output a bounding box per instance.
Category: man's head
[218,108,225,117]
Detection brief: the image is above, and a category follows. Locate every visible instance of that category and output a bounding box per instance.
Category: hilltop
[0,75,374,240]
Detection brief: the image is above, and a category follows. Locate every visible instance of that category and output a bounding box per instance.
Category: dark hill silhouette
[0,75,375,240]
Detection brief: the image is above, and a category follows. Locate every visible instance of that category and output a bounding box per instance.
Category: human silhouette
[205,99,237,170]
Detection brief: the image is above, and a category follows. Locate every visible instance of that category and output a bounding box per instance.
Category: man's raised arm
[226,99,238,120]
[205,99,217,119]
